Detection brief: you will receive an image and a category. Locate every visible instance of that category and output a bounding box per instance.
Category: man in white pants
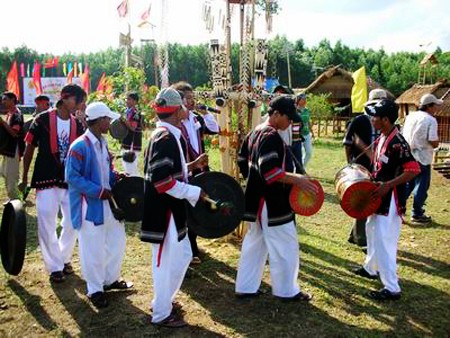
[236,96,317,301]
[353,99,420,300]
[21,85,86,283]
[66,102,133,308]
[141,88,207,328]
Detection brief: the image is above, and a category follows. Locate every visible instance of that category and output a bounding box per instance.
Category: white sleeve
[166,181,201,207]
[428,118,439,142]
[202,113,220,133]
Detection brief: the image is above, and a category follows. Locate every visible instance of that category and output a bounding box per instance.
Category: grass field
[0,136,449,337]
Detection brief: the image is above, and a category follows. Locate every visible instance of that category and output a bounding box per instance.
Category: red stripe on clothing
[69,117,77,144]
[69,150,84,161]
[264,167,286,184]
[157,210,172,267]
[49,110,58,154]
[154,177,176,194]
[24,132,34,145]
[403,161,421,173]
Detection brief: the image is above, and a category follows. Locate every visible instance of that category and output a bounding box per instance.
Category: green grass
[0,136,449,337]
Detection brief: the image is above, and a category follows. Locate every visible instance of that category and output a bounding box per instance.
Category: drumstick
[110,196,120,209]
[203,196,218,210]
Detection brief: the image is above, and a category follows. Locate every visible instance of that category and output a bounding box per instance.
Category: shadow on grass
[398,249,450,280]
[7,279,60,332]
[404,219,450,230]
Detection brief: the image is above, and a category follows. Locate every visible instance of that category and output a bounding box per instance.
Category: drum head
[187,172,245,239]
[1,199,27,275]
[289,179,324,216]
[111,176,145,222]
[109,119,128,141]
[340,181,381,219]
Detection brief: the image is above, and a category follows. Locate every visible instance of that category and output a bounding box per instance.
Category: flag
[73,62,78,77]
[6,61,20,100]
[20,63,25,77]
[141,3,151,20]
[80,64,90,94]
[117,0,128,18]
[27,63,31,77]
[67,69,74,84]
[96,72,107,92]
[44,56,59,68]
[351,66,368,113]
[78,62,83,76]
[63,62,67,76]
[32,61,43,95]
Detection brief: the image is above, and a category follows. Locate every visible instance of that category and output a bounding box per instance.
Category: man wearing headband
[353,99,420,300]
[21,84,86,283]
[141,88,207,328]
[236,96,318,302]
[65,102,133,309]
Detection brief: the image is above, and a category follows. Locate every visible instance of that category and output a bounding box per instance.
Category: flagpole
[125,23,132,67]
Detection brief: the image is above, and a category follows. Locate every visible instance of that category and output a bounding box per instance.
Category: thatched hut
[436,89,450,143]
[395,80,450,118]
[304,65,393,116]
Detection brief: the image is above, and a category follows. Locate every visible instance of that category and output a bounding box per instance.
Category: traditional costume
[121,106,142,176]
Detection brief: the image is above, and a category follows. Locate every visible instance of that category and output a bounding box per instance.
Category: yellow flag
[351,66,368,113]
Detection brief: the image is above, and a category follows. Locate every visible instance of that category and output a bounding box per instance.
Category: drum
[109,118,128,140]
[289,178,324,216]
[334,163,381,219]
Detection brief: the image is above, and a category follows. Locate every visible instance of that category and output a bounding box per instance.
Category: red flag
[44,56,59,68]
[67,69,74,84]
[32,61,43,95]
[141,3,151,20]
[81,64,90,94]
[20,63,25,77]
[96,72,107,92]
[117,0,128,18]
[6,61,20,101]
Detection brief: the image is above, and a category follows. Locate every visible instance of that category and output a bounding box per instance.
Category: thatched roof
[420,53,438,66]
[305,65,354,99]
[395,80,450,105]
[436,89,450,117]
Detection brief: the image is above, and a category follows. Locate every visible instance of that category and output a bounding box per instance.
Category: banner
[351,66,368,113]
[23,77,81,105]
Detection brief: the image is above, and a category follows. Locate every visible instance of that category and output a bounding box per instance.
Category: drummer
[65,102,133,308]
[236,96,318,301]
[141,88,207,328]
[353,99,420,300]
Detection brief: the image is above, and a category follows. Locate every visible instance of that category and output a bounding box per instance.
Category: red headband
[152,102,180,114]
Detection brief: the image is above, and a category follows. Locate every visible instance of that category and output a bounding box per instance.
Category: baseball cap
[366,89,387,105]
[269,96,301,123]
[85,102,120,121]
[420,93,443,106]
[365,99,398,122]
[272,85,294,95]
[153,88,183,114]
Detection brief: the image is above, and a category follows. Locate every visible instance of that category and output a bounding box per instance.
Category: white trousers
[0,151,20,200]
[35,188,77,273]
[236,202,301,298]
[151,214,192,323]
[364,193,401,293]
[122,150,140,177]
[302,133,313,168]
[78,204,126,296]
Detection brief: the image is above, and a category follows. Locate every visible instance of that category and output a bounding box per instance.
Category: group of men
[0,81,442,327]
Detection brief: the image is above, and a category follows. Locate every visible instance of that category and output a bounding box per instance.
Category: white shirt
[261,114,292,145]
[85,130,113,219]
[57,116,71,163]
[402,110,438,165]
[182,111,219,154]
[155,121,201,207]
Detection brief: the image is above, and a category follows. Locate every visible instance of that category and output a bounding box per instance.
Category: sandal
[277,291,313,302]
[49,271,65,283]
[190,257,202,265]
[104,280,134,291]
[89,292,109,308]
[152,313,187,328]
[368,288,401,301]
[63,263,74,275]
[150,301,183,313]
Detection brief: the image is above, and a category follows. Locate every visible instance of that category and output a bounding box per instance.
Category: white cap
[85,102,120,121]
[366,89,387,105]
[420,93,443,106]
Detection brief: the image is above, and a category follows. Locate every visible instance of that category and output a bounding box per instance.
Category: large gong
[1,199,27,275]
[187,172,245,239]
[111,176,144,222]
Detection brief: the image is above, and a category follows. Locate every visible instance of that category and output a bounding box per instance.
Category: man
[21,85,86,283]
[141,88,207,328]
[402,93,441,224]
[0,92,24,200]
[171,81,219,264]
[236,96,317,302]
[23,95,51,136]
[353,99,420,300]
[121,92,142,176]
[343,89,385,247]
[65,102,133,309]
[296,93,314,168]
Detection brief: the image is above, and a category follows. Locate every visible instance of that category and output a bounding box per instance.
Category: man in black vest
[141,88,207,328]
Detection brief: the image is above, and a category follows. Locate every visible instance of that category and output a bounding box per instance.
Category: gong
[109,118,129,141]
[187,172,245,239]
[111,176,144,222]
[1,199,27,275]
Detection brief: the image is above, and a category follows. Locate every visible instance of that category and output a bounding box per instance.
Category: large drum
[334,163,381,219]
[289,178,324,216]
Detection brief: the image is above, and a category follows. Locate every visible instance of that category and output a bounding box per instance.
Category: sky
[1,0,449,55]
